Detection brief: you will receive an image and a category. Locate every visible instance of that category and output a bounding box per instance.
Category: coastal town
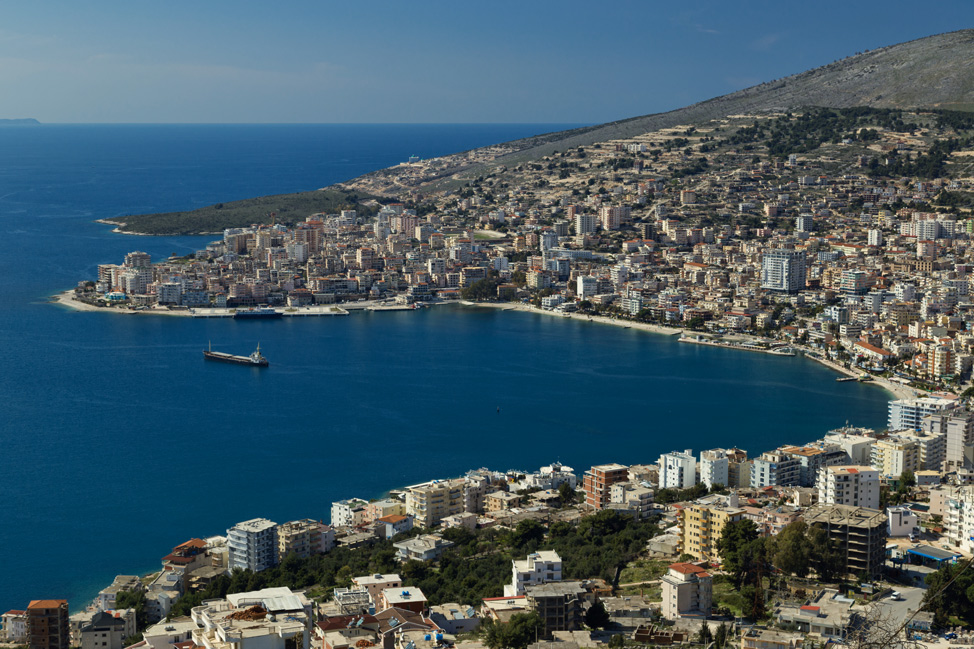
[7,409,974,649]
[28,106,974,646]
[62,108,974,397]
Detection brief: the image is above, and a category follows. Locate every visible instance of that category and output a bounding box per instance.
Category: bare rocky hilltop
[341,29,974,196]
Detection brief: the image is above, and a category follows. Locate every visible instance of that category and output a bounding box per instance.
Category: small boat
[203,342,269,367]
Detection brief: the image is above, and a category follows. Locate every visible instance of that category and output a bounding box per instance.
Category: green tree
[773,521,812,577]
[508,519,546,551]
[717,520,759,587]
[714,622,728,648]
[115,589,148,631]
[923,560,974,629]
[585,599,611,630]
[558,482,578,505]
[696,621,713,644]
[482,612,545,649]
[808,526,843,582]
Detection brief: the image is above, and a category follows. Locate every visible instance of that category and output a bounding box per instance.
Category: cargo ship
[233,307,282,319]
[203,343,269,367]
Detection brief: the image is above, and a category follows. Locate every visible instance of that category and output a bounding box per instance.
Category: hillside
[344,29,974,195]
[103,187,378,235]
[477,29,974,166]
[113,29,974,232]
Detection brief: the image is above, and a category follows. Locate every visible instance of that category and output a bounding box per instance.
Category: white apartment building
[226,518,278,573]
[887,506,919,537]
[699,449,729,489]
[761,249,806,293]
[659,450,696,490]
[817,466,880,510]
[822,432,876,466]
[503,551,562,597]
[1,611,26,643]
[922,411,974,471]
[191,588,311,649]
[574,213,598,235]
[577,275,597,298]
[330,499,368,528]
[945,486,974,554]
[888,397,957,431]
[538,462,577,489]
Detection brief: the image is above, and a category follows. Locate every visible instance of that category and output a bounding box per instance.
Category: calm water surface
[0,124,889,610]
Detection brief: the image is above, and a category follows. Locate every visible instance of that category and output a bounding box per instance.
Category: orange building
[582,463,629,510]
[26,600,68,649]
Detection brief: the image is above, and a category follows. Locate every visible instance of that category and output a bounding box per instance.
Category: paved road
[871,585,925,622]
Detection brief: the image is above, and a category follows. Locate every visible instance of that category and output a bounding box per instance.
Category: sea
[0,123,891,612]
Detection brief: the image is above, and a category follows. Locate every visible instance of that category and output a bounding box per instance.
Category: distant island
[0,118,40,125]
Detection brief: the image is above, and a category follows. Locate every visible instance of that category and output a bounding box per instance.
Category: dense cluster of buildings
[76,111,974,397]
[7,413,974,649]
[41,110,974,647]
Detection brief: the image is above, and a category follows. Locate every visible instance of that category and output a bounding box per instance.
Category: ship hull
[233,308,282,319]
[203,351,269,367]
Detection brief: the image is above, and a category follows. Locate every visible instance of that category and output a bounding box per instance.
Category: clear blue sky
[2,1,971,124]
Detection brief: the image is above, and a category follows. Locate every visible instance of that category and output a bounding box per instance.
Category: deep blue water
[0,124,889,612]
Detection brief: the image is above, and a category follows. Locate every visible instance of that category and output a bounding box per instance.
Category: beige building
[364,500,406,524]
[278,519,333,559]
[80,612,130,649]
[870,438,920,478]
[351,574,402,606]
[405,480,464,527]
[678,493,745,562]
[660,562,712,620]
[485,491,522,513]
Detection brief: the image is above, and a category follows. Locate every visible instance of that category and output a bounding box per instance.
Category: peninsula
[62,30,974,401]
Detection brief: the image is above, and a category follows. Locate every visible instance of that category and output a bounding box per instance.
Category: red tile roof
[668,562,711,577]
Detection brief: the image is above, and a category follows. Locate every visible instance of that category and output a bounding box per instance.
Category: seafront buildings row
[75,110,974,394]
[9,402,974,647]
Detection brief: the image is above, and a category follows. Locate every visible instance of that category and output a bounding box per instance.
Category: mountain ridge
[109,29,974,232]
[433,29,974,172]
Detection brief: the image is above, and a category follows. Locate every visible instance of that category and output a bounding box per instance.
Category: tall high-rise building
[699,450,729,489]
[26,600,68,649]
[818,466,880,510]
[574,213,598,235]
[761,249,806,293]
[888,397,957,431]
[227,518,279,573]
[582,463,629,510]
[659,450,697,490]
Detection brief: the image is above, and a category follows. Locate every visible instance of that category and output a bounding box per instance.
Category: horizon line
[9,121,597,126]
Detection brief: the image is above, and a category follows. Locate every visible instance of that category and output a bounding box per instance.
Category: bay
[0,124,889,612]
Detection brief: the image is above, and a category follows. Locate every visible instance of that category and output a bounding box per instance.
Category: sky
[1,1,972,124]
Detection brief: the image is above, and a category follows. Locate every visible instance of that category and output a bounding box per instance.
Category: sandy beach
[460,300,683,335]
[801,350,917,400]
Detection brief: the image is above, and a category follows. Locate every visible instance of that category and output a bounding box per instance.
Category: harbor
[678,334,796,356]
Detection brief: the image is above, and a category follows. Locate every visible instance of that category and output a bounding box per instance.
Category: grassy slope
[106,187,378,235]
